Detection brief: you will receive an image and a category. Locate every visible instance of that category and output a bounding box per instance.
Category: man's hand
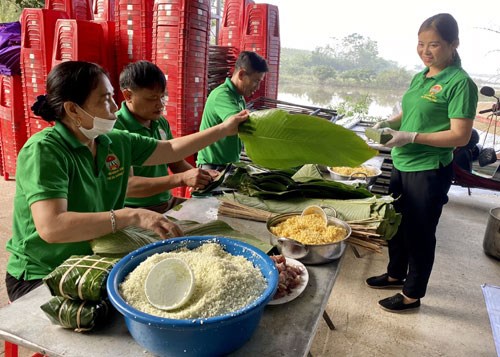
[181,168,215,190]
[384,128,417,148]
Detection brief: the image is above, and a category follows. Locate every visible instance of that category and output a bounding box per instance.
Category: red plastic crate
[0,136,4,178]
[46,0,93,20]
[114,0,154,63]
[218,0,254,47]
[93,0,115,21]
[52,19,106,68]
[21,9,68,63]
[0,75,27,180]
[26,117,52,137]
[155,0,210,12]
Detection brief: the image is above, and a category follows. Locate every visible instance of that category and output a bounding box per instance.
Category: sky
[257,0,500,78]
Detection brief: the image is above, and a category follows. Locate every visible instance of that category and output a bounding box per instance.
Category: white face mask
[76,105,117,140]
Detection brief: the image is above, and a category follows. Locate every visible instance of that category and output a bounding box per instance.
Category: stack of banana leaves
[90,219,273,259]
[217,163,402,253]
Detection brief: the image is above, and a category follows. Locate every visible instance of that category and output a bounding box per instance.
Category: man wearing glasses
[115,60,218,213]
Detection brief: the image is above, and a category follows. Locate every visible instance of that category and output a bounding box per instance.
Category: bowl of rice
[328,164,381,186]
[107,236,279,357]
[266,213,351,265]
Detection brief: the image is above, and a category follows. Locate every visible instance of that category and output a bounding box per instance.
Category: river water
[276,84,500,152]
[276,85,404,119]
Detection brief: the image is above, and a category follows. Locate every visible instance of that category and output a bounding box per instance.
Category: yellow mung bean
[271,214,347,245]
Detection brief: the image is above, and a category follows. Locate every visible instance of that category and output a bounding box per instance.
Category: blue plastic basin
[107,236,279,357]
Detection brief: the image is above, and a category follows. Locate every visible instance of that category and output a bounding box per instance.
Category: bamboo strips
[217,200,387,254]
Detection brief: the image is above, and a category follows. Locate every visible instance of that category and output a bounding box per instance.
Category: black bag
[478,147,497,167]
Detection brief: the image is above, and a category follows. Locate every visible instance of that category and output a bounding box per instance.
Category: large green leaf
[239,109,378,169]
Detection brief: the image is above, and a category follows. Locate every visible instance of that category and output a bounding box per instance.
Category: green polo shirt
[115,102,174,206]
[392,65,478,172]
[196,78,246,165]
[6,122,157,280]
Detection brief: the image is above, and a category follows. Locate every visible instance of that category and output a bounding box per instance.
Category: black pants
[387,163,453,299]
[5,272,43,302]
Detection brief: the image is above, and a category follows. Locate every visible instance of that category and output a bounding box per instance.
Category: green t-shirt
[6,122,157,280]
[196,78,246,165]
[114,102,174,206]
[392,65,478,172]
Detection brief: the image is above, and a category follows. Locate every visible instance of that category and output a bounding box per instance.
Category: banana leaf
[220,193,401,240]
[90,220,272,258]
[238,109,378,169]
[40,296,109,332]
[43,255,118,301]
[224,164,373,200]
[291,164,324,181]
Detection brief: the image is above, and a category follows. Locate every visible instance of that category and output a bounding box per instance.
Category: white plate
[268,258,309,305]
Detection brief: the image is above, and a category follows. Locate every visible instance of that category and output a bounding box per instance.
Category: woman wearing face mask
[5,61,249,302]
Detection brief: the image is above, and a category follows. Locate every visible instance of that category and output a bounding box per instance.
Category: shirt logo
[106,153,121,171]
[422,84,443,102]
[159,128,168,140]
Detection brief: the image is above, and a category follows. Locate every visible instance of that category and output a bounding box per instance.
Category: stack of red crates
[91,0,117,90]
[52,19,107,67]
[218,0,253,48]
[20,9,68,137]
[153,0,210,198]
[241,3,280,101]
[93,0,115,21]
[115,0,154,72]
[45,0,93,20]
[0,75,27,179]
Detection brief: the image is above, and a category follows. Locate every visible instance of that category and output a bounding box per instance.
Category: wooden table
[0,197,345,357]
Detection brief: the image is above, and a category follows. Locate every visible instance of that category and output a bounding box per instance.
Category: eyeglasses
[127,89,168,104]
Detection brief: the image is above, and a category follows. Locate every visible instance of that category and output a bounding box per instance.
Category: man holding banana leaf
[197,51,268,171]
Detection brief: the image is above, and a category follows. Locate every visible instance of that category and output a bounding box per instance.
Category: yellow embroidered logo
[422,84,442,102]
[106,153,125,180]
[105,154,120,171]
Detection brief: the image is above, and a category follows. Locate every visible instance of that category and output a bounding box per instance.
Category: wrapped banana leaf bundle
[223,162,374,200]
[40,296,109,332]
[90,220,273,259]
[43,255,118,301]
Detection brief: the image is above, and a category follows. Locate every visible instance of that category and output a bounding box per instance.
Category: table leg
[5,341,18,357]
[322,311,336,330]
[351,245,361,258]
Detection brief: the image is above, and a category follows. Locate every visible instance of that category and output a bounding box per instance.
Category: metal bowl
[327,164,381,186]
[266,212,351,265]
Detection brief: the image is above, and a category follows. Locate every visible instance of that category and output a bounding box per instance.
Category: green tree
[0,0,44,22]
[312,65,335,83]
[14,0,44,8]
[376,68,412,88]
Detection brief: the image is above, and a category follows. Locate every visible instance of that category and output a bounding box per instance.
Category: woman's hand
[384,129,417,148]
[222,109,250,136]
[135,209,184,239]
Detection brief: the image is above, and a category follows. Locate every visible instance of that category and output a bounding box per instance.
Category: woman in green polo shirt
[365,13,478,312]
[5,61,248,301]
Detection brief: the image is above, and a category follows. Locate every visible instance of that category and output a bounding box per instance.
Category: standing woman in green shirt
[5,61,248,302]
[365,13,478,312]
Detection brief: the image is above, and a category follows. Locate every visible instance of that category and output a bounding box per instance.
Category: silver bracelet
[110,209,117,233]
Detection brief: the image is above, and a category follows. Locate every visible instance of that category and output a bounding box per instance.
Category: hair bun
[31,95,50,118]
